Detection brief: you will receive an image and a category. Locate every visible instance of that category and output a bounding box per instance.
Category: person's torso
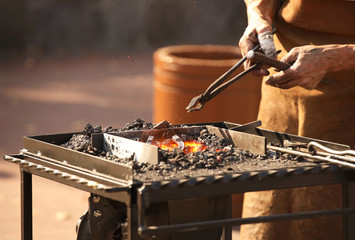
[276,0,355,49]
[258,0,355,146]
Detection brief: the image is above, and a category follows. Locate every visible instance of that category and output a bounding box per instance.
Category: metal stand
[21,169,32,240]
[16,167,355,240]
[343,181,355,239]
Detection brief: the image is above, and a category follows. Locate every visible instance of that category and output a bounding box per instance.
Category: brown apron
[241,0,355,239]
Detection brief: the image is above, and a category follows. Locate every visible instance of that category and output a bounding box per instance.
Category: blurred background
[0,1,247,239]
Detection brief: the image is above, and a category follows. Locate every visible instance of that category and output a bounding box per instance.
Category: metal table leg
[21,169,32,240]
[127,203,144,240]
[343,180,355,240]
[222,195,232,240]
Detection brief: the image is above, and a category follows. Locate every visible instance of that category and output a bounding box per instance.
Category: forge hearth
[94,124,265,165]
[4,119,355,240]
[62,121,324,183]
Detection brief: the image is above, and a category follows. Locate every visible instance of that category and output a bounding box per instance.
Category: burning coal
[63,119,257,174]
[150,135,207,153]
[61,119,316,182]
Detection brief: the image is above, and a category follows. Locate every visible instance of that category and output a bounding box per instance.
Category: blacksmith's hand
[265,44,355,90]
[239,0,281,76]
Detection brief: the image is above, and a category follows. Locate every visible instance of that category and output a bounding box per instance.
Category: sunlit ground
[0,53,154,239]
[0,53,240,239]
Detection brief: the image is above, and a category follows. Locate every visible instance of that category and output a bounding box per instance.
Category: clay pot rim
[154,45,242,68]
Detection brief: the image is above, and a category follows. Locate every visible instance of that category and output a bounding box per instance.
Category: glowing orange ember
[184,140,207,153]
[153,139,207,153]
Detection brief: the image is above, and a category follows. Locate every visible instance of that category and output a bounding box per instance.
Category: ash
[150,128,251,171]
[62,119,256,170]
[62,119,316,180]
[62,118,152,152]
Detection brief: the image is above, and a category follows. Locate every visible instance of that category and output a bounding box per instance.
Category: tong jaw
[185,94,206,112]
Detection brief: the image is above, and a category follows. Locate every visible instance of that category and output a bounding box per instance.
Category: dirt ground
[0,54,240,239]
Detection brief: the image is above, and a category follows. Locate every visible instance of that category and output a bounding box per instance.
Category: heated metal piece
[172,135,184,150]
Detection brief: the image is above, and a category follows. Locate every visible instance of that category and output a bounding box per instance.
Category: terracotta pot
[153,44,262,125]
[153,45,263,218]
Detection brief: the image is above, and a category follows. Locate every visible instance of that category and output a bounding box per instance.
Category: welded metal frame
[136,168,355,239]
[21,170,32,240]
[15,160,355,240]
[4,122,355,240]
[7,153,133,240]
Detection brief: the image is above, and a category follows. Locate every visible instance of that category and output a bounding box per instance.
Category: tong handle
[247,51,290,70]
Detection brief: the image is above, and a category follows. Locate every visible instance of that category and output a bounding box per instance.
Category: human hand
[239,20,277,76]
[239,0,282,75]
[265,45,349,90]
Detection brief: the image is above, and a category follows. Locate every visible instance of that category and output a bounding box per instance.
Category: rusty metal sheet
[206,126,266,155]
[23,133,133,182]
[103,133,160,164]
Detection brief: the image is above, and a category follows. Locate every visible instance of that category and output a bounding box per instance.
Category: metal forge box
[3,121,355,240]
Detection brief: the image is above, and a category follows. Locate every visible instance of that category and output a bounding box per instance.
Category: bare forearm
[240,0,283,75]
[266,44,355,90]
[326,44,355,72]
[244,0,282,32]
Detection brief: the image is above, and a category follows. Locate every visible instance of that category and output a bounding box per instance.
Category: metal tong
[186,45,291,112]
[271,140,355,169]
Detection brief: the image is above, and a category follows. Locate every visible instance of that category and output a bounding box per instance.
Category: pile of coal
[120,118,154,131]
[62,119,257,173]
[62,118,153,153]
[149,128,243,171]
